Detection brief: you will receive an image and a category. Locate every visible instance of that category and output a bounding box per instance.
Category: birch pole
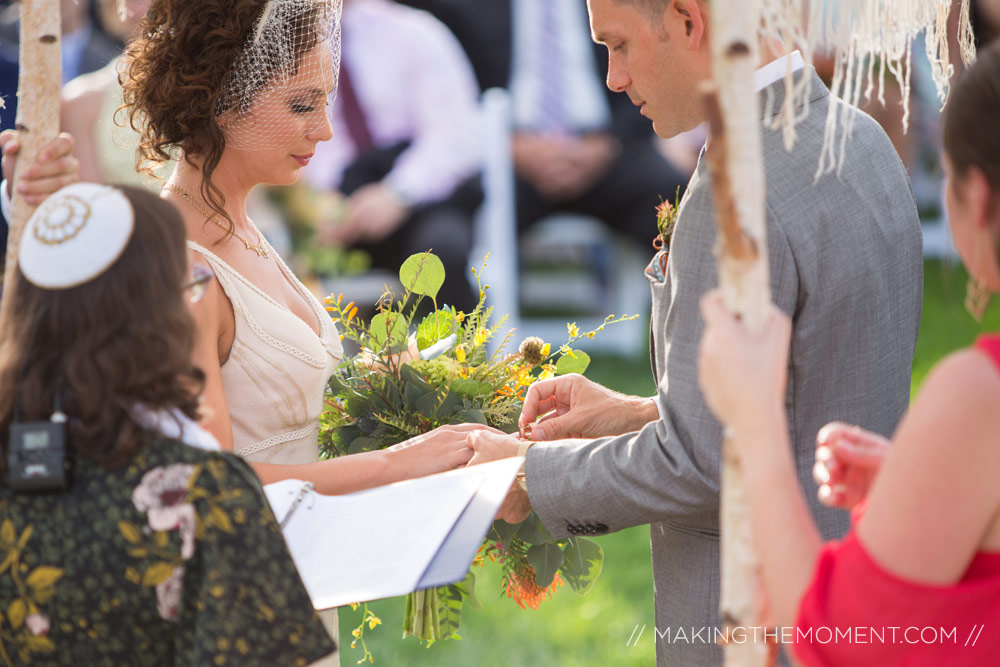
[704,1,773,665]
[1,0,62,302]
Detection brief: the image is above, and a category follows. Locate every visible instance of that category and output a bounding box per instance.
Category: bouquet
[319,252,635,661]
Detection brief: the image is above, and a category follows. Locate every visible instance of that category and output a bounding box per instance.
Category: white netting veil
[218,0,342,151]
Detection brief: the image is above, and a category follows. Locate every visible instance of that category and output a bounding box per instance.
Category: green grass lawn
[338,259,997,666]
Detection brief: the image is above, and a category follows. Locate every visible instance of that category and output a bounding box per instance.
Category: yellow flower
[367,615,382,630]
[586,332,595,339]
[474,328,491,347]
[352,628,361,638]
[350,603,360,611]
[541,342,551,358]
[567,322,580,338]
[456,346,466,363]
[456,311,466,323]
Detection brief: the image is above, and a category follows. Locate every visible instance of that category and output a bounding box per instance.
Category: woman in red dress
[697,42,1000,666]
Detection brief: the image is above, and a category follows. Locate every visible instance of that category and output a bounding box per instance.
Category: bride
[121,0,478,497]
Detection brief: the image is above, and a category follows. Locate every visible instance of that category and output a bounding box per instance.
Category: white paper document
[264,457,524,610]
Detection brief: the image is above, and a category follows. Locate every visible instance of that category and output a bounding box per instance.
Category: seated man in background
[304,0,482,311]
[400,0,689,260]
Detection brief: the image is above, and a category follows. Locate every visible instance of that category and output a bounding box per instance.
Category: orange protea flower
[503,569,564,610]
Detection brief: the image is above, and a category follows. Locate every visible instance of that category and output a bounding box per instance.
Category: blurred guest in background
[401,0,689,258]
[61,0,159,188]
[0,0,121,248]
[0,0,120,131]
[305,0,481,310]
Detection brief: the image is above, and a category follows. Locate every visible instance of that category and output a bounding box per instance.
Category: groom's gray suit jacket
[524,69,923,666]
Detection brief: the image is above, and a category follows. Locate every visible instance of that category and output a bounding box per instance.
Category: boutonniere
[653,186,681,252]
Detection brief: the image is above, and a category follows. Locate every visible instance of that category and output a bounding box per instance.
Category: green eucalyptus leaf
[560,537,604,595]
[337,424,362,446]
[399,253,446,299]
[347,436,376,454]
[399,364,433,392]
[450,378,492,398]
[456,570,481,611]
[437,390,462,416]
[345,396,368,416]
[416,310,457,351]
[555,350,591,375]
[385,381,404,410]
[404,381,424,410]
[527,543,565,588]
[415,390,442,418]
[326,372,349,394]
[516,511,554,544]
[490,520,520,550]
[455,408,487,425]
[369,312,408,349]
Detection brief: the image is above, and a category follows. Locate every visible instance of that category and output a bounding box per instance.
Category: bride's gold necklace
[164,183,270,259]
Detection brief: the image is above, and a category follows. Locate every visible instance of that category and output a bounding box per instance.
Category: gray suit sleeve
[524,204,799,539]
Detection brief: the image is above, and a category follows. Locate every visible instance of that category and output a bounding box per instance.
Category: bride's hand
[357,336,421,374]
[386,423,501,478]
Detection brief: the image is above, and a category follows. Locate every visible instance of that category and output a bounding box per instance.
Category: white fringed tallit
[759,0,976,176]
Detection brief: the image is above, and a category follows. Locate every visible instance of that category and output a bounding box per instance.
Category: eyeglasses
[182,263,214,303]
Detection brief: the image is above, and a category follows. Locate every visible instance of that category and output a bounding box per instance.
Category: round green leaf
[555,349,591,375]
[560,537,605,595]
[399,253,446,299]
[416,310,457,350]
[369,312,408,349]
[527,543,565,588]
[450,378,493,398]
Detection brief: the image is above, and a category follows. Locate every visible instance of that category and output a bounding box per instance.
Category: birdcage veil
[217,0,342,151]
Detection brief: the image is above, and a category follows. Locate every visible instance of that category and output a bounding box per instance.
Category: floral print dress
[0,431,335,666]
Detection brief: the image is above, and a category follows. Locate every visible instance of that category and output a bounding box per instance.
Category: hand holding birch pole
[704,1,774,665]
[1,0,62,299]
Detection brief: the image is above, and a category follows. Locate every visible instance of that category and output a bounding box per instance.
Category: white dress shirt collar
[755,50,805,92]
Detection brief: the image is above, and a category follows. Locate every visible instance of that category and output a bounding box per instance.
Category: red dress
[793,335,1000,667]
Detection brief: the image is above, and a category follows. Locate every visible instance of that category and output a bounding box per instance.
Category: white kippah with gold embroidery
[19,183,135,290]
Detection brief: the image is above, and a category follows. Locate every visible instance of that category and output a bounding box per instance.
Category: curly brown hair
[120,0,328,230]
[0,186,205,474]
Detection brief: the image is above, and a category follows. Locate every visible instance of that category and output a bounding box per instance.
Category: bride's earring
[965,274,991,322]
[965,240,993,322]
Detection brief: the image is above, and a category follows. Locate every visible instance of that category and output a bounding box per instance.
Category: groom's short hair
[611,0,670,23]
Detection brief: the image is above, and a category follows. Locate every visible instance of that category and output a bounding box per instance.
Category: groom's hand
[519,374,659,441]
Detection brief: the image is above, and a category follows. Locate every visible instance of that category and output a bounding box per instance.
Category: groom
[468,1,923,665]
